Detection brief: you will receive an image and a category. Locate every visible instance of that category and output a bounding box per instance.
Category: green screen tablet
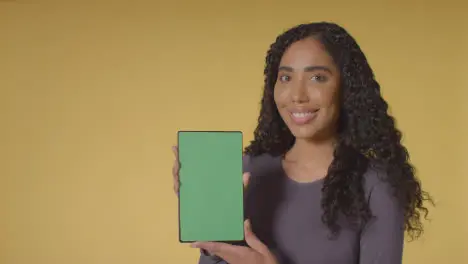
[178,131,244,243]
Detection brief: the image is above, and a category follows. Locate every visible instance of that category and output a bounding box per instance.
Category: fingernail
[245,219,253,231]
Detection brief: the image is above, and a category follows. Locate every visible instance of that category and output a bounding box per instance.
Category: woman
[172,22,432,264]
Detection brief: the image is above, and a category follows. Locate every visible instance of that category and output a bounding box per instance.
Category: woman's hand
[191,220,278,264]
[172,146,276,263]
[172,146,180,194]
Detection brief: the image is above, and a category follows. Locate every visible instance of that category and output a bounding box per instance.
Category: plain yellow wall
[1,1,467,263]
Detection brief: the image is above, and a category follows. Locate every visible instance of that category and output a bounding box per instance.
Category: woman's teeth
[290,110,318,125]
[292,112,313,118]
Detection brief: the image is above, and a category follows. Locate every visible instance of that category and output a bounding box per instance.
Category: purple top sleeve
[359,177,405,264]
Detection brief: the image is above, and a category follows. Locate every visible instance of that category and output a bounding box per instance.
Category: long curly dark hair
[244,22,433,240]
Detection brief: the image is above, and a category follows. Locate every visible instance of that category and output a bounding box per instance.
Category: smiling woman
[274,38,341,142]
[172,21,433,264]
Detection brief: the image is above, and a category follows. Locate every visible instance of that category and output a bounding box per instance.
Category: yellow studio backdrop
[1,1,467,263]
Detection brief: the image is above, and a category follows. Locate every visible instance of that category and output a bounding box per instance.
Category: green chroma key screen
[178,131,244,243]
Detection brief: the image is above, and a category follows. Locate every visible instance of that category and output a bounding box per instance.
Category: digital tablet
[178,130,244,243]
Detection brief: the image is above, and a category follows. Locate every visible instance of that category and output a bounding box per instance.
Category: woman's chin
[290,126,336,143]
[289,126,318,140]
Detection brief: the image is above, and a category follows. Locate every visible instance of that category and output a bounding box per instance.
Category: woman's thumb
[242,172,250,188]
[244,219,270,256]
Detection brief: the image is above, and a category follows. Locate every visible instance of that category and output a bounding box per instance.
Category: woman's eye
[311,75,327,82]
[279,75,290,82]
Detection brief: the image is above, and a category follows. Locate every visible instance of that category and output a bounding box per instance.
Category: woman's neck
[286,137,336,166]
[281,137,336,183]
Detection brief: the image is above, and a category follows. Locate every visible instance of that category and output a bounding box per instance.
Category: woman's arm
[359,178,405,264]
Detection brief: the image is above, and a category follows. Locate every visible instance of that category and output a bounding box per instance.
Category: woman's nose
[290,82,310,104]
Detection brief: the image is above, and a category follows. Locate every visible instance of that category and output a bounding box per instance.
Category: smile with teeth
[292,112,314,118]
[290,110,318,125]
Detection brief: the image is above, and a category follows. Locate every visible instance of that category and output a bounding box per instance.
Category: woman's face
[274,37,341,141]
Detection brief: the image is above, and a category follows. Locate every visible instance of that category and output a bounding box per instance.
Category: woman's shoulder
[362,162,394,199]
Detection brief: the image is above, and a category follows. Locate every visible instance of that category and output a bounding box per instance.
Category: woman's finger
[172,162,179,179]
[172,146,180,176]
[172,146,180,194]
[244,219,270,256]
[172,145,179,158]
[242,172,250,189]
[191,242,242,263]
